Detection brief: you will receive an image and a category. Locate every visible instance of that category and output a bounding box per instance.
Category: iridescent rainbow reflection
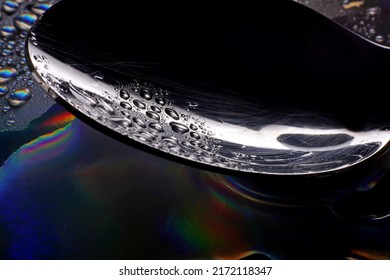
[14,124,74,163]
[162,172,256,259]
[0,108,262,259]
[40,111,75,129]
[0,122,81,186]
[0,67,18,83]
[1,105,390,259]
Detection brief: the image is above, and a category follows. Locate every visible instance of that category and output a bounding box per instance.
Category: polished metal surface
[296,0,390,48]
[27,0,390,175]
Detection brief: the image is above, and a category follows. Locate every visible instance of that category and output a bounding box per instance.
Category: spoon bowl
[27,0,390,175]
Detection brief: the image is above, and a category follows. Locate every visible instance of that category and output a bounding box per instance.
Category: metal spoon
[27,0,390,175]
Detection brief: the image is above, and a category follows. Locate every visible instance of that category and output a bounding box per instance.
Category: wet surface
[297,0,390,48]
[27,0,390,175]
[0,0,57,132]
[1,0,390,259]
[1,104,390,259]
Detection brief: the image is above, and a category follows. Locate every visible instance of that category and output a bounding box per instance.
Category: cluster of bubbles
[37,67,223,168]
[338,3,389,45]
[0,0,57,131]
[27,0,388,174]
[296,0,390,47]
[30,45,382,175]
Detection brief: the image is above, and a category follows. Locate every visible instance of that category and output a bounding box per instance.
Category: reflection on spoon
[296,0,390,48]
[27,0,390,175]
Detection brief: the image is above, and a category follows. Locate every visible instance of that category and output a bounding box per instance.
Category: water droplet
[0,67,18,83]
[6,58,15,65]
[140,88,152,100]
[133,117,146,128]
[31,3,52,16]
[169,146,184,154]
[132,99,146,110]
[190,124,198,130]
[146,111,160,120]
[8,88,31,107]
[367,7,380,17]
[2,49,13,56]
[131,83,139,93]
[2,105,11,112]
[6,40,16,48]
[121,111,131,118]
[110,117,132,128]
[200,155,215,163]
[96,98,115,115]
[182,141,195,149]
[155,97,166,106]
[170,122,189,134]
[150,105,161,113]
[200,144,212,152]
[165,108,179,120]
[2,1,19,14]
[149,122,164,132]
[375,35,384,43]
[190,131,200,139]
[6,118,15,126]
[120,101,132,110]
[57,83,70,94]
[96,115,107,123]
[134,135,147,142]
[0,85,9,96]
[186,101,199,110]
[14,13,38,32]
[162,136,178,145]
[139,131,156,141]
[93,74,104,80]
[120,88,130,100]
[1,26,16,38]
[18,30,28,39]
[18,48,26,57]
[69,84,97,106]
